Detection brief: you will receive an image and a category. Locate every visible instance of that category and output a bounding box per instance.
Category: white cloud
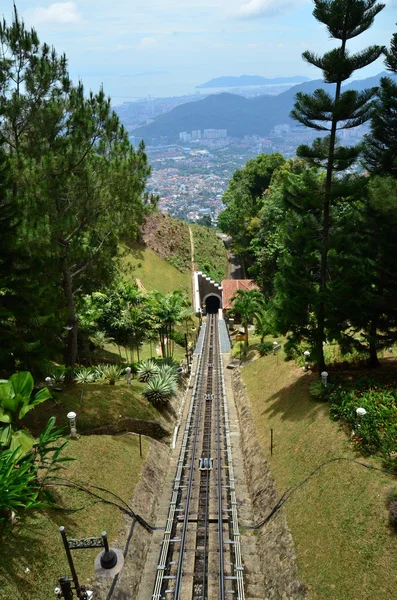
[237,0,307,19]
[137,37,159,50]
[27,2,81,25]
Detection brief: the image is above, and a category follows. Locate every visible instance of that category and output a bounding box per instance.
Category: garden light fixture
[356,407,367,417]
[45,376,53,387]
[67,411,77,439]
[321,371,329,386]
[125,367,132,385]
[304,350,310,371]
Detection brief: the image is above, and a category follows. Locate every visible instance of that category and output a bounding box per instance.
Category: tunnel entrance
[205,295,221,314]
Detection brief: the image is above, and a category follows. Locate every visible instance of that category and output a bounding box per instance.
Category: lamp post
[57,527,124,598]
[321,371,329,386]
[304,350,310,372]
[67,411,78,439]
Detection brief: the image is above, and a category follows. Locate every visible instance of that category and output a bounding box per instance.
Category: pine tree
[290,0,385,372]
[364,30,397,176]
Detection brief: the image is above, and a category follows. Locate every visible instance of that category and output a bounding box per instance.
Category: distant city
[114,78,372,225]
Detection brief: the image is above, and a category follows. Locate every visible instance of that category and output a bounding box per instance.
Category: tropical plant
[94,364,122,386]
[74,367,97,384]
[0,417,72,531]
[0,372,51,454]
[228,289,265,349]
[49,366,68,386]
[254,311,272,344]
[143,372,178,405]
[150,291,189,359]
[258,341,274,356]
[0,448,43,530]
[90,331,114,352]
[137,359,160,383]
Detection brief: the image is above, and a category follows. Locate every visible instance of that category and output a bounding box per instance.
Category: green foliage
[143,372,177,405]
[258,341,274,356]
[137,359,160,382]
[0,416,71,531]
[190,224,228,282]
[94,364,123,386]
[228,289,265,348]
[74,367,97,384]
[0,9,150,379]
[309,380,329,401]
[329,379,397,456]
[0,372,51,454]
[289,0,384,372]
[218,153,286,266]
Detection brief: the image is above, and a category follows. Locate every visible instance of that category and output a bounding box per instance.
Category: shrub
[95,364,123,385]
[310,380,328,401]
[170,331,186,346]
[258,341,274,356]
[75,367,96,384]
[49,365,68,385]
[329,379,397,455]
[137,359,160,382]
[143,372,177,405]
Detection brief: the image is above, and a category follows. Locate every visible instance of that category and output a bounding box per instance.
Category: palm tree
[228,289,265,350]
[254,311,272,344]
[150,291,189,358]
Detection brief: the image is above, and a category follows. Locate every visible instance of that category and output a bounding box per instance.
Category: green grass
[191,225,229,282]
[241,352,397,600]
[103,340,186,365]
[0,434,148,600]
[24,380,163,436]
[120,242,191,295]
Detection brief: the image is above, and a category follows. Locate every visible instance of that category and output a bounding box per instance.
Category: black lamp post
[57,526,124,598]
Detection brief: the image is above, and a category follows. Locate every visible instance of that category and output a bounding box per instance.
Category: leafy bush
[329,379,397,456]
[137,359,160,383]
[0,372,52,454]
[143,372,177,405]
[309,380,332,401]
[75,367,97,384]
[170,331,186,346]
[95,364,123,385]
[258,341,274,356]
[49,365,68,385]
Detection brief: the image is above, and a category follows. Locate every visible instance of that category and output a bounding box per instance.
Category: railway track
[152,314,245,600]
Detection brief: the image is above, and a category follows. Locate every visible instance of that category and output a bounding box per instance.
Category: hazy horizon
[4,1,397,100]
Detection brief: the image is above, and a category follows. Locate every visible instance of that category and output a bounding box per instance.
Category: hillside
[120,212,228,294]
[240,351,397,600]
[191,224,229,282]
[134,72,396,142]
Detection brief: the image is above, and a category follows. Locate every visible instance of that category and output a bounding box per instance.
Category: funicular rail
[152,314,245,600]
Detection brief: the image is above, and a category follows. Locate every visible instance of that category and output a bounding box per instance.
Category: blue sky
[3,1,397,100]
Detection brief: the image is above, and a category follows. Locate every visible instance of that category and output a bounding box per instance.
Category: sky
[2,0,397,101]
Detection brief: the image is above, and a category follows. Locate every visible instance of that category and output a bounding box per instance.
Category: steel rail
[152,321,209,600]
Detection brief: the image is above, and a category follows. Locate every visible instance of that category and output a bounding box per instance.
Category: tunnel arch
[204,294,221,314]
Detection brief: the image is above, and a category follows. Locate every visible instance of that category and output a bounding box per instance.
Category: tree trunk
[368,319,380,368]
[63,266,78,382]
[244,325,249,350]
[316,36,347,376]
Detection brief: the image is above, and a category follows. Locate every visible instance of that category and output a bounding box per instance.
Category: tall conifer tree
[291,0,385,372]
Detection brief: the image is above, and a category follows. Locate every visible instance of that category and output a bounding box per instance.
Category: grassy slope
[24,380,163,436]
[191,224,229,282]
[241,353,397,600]
[0,434,148,600]
[120,242,191,296]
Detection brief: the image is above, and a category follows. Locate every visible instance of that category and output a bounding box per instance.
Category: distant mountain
[134,72,397,142]
[196,75,311,88]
